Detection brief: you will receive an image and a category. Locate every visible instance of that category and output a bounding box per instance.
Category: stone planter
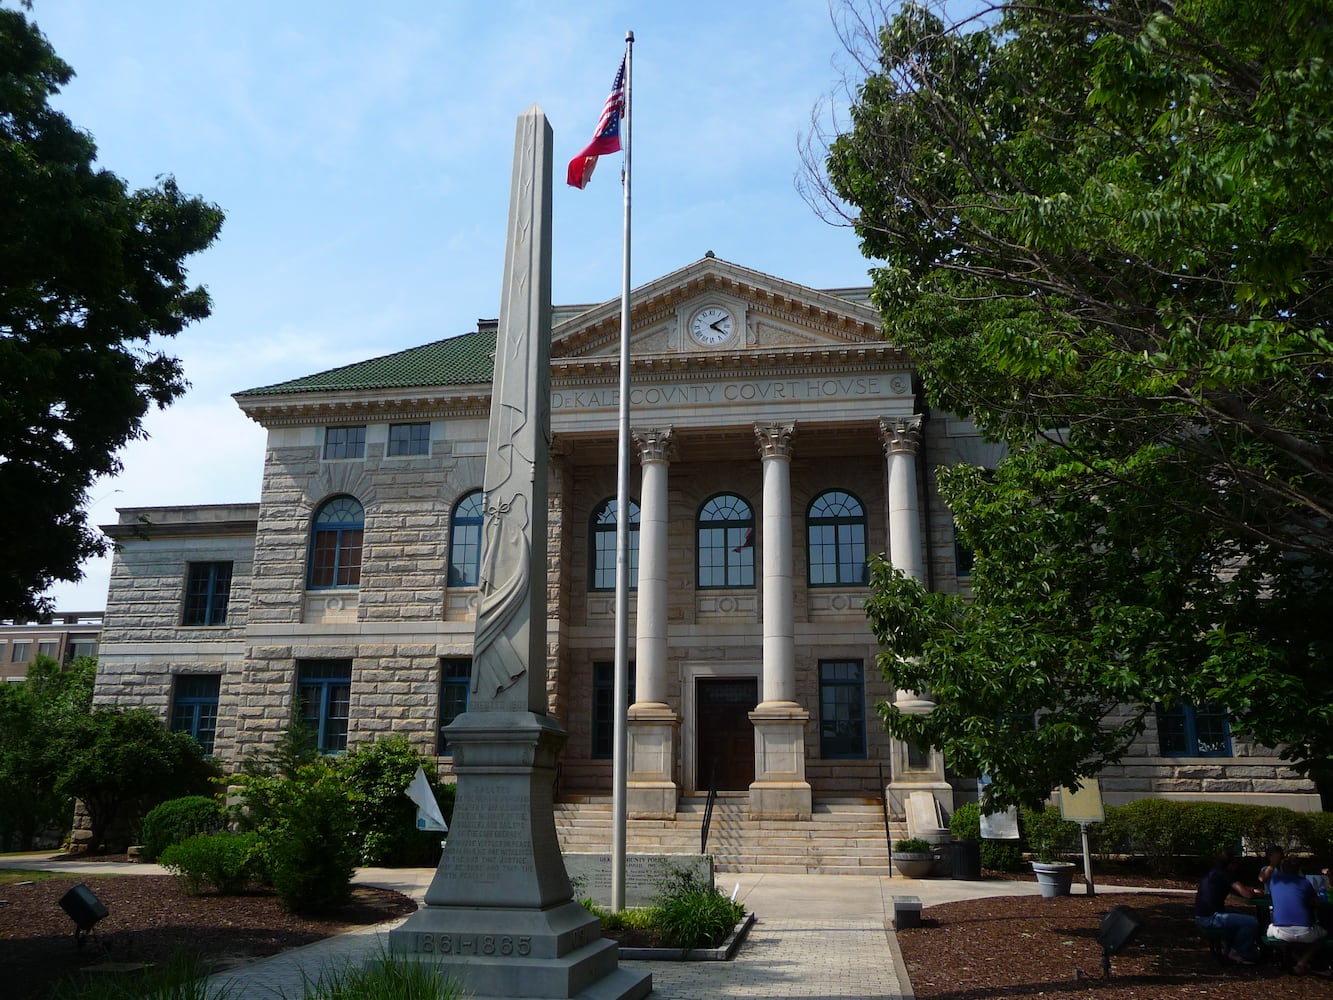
[893,852,936,879]
[1031,860,1076,897]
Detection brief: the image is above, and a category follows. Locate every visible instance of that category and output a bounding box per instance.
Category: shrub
[141,795,224,861]
[159,832,259,895]
[1300,810,1333,859]
[1021,806,1079,862]
[245,760,358,913]
[293,950,465,1000]
[338,736,449,866]
[651,865,744,952]
[949,801,1025,872]
[894,837,932,853]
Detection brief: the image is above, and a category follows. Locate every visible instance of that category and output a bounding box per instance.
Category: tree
[54,707,215,852]
[0,8,224,618]
[0,654,94,850]
[811,1,1333,806]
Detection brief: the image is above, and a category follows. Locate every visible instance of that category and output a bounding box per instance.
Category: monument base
[387,710,649,999]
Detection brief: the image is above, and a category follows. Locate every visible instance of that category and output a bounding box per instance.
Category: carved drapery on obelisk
[471,106,554,715]
[389,105,650,1000]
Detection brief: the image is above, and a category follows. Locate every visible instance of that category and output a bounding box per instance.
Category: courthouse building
[92,256,1320,845]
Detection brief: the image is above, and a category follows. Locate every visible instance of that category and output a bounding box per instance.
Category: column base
[748,703,811,820]
[627,703,678,820]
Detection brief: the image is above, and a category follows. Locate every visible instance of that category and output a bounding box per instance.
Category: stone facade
[93,257,1320,820]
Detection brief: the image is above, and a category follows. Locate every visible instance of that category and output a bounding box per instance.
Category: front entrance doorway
[696,677,757,791]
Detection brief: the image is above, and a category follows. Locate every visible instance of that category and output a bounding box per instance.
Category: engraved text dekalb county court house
[92,257,1319,867]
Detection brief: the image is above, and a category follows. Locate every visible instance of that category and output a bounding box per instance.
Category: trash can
[950,839,982,880]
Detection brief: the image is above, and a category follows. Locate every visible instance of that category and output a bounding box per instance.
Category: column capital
[631,426,675,463]
[879,414,924,456]
[754,421,796,460]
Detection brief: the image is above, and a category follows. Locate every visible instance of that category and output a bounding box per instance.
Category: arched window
[448,490,485,587]
[590,497,640,591]
[697,493,755,589]
[308,496,364,589]
[807,489,868,586]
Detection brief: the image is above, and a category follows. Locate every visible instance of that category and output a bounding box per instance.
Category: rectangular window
[438,658,471,754]
[591,661,635,760]
[171,674,221,756]
[388,422,430,457]
[1157,703,1232,757]
[37,641,59,659]
[297,660,353,753]
[819,660,867,759]
[67,637,97,661]
[323,426,366,460]
[183,561,233,626]
[11,641,31,663]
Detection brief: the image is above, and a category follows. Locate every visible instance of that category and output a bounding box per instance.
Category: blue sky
[30,1,882,609]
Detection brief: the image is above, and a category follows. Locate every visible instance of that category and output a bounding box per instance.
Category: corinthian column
[626,427,678,818]
[878,413,950,838]
[748,422,811,820]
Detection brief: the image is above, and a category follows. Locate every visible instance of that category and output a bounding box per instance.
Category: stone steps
[554,798,913,875]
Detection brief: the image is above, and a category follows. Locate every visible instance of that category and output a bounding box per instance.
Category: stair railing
[879,761,894,877]
[700,762,719,854]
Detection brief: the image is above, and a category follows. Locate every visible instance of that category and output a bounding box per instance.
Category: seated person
[1259,845,1285,887]
[1269,860,1331,976]
[1195,850,1260,963]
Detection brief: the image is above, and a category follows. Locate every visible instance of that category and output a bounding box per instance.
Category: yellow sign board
[1058,779,1105,824]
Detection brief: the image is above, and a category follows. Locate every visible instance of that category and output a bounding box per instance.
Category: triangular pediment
[550,256,884,360]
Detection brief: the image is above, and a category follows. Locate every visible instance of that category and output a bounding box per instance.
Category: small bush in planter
[1021,806,1078,863]
[894,838,933,854]
[651,865,745,951]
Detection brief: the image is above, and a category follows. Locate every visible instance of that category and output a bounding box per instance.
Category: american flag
[567,56,626,189]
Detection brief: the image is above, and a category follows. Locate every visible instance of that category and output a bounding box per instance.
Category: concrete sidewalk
[2,854,1147,999]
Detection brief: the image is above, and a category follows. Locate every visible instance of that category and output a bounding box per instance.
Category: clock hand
[709,318,728,333]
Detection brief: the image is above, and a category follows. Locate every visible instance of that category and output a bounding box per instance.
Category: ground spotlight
[1097,904,1142,979]
[58,883,108,948]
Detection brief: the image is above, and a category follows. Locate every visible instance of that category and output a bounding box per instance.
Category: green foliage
[651,865,745,952]
[1020,807,1079,862]
[46,950,231,1000]
[0,9,223,619]
[140,795,224,862]
[291,950,464,1000]
[241,760,357,913]
[53,707,217,853]
[0,655,93,850]
[948,801,1024,872]
[827,0,1333,808]
[158,832,260,895]
[893,837,932,853]
[338,736,449,866]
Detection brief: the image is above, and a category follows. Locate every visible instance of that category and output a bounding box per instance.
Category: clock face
[689,306,734,346]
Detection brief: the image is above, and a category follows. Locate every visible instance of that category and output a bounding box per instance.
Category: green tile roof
[235,331,497,396]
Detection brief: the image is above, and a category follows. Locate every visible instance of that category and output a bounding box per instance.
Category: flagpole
[610,28,634,914]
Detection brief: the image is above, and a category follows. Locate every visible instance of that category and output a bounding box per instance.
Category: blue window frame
[819,660,867,758]
[438,658,471,754]
[171,674,221,756]
[183,561,233,625]
[696,493,755,589]
[308,496,364,589]
[1157,703,1232,757]
[298,660,352,753]
[448,490,485,586]
[590,497,640,591]
[323,426,366,459]
[591,661,635,759]
[807,490,868,586]
[388,422,430,457]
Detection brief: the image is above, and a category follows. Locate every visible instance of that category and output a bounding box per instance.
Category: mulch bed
[0,873,417,1000]
[898,890,1332,999]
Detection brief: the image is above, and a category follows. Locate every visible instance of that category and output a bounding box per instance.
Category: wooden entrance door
[696,678,757,791]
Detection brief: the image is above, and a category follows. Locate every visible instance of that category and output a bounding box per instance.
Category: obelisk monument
[388,107,650,1000]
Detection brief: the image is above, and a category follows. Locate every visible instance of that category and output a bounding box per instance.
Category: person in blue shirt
[1195,850,1260,963]
[1268,859,1330,976]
